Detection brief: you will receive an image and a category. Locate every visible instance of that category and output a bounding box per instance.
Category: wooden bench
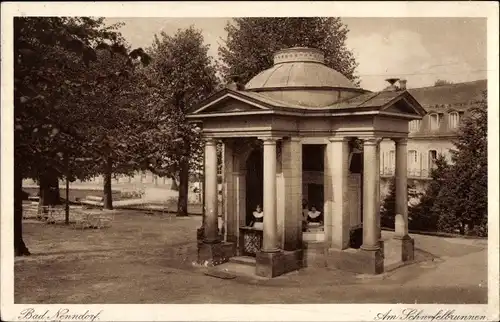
[80,195,104,208]
[23,201,40,219]
[87,195,103,202]
[28,196,40,202]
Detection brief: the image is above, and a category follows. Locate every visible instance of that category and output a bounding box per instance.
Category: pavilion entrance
[302,144,326,242]
[245,147,263,226]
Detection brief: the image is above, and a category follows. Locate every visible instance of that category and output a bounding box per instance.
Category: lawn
[15,210,203,303]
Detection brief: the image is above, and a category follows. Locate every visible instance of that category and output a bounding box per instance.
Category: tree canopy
[218,18,359,85]
[433,93,488,236]
[140,26,220,215]
[14,16,152,254]
[14,17,123,181]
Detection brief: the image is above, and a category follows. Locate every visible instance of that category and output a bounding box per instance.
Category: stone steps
[206,256,260,280]
[229,256,257,266]
[303,242,327,267]
[208,261,269,280]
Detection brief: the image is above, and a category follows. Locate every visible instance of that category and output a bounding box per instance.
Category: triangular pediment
[385,100,418,114]
[381,92,427,117]
[198,96,266,114]
[190,90,271,115]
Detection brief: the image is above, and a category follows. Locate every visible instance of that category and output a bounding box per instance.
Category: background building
[379,79,487,198]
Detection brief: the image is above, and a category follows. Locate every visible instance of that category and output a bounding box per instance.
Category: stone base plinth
[326,244,385,275]
[197,241,236,266]
[256,249,303,278]
[392,236,415,262]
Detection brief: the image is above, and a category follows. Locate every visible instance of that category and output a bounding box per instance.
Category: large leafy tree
[218,18,359,85]
[14,17,122,255]
[76,44,152,210]
[14,17,150,255]
[142,27,220,216]
[433,93,488,236]
[15,18,116,211]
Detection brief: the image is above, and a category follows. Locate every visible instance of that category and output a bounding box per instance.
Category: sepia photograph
[1,2,499,322]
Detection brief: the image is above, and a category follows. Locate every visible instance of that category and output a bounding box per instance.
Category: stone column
[389,137,415,262]
[203,138,219,243]
[361,137,382,251]
[223,140,237,243]
[394,138,409,238]
[280,137,303,251]
[328,137,350,250]
[261,138,279,252]
[376,141,382,239]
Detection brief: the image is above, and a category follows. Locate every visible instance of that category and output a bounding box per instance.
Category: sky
[105,17,487,91]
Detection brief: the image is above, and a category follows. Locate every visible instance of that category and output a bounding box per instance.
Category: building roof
[188,87,425,118]
[406,79,487,138]
[408,79,487,108]
[245,47,358,90]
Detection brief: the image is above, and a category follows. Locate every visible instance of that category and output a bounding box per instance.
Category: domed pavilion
[187,47,426,277]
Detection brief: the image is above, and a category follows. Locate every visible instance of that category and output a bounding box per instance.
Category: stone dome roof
[243,47,364,107]
[245,47,358,90]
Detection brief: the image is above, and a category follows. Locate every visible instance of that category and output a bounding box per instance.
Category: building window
[408,150,418,169]
[449,112,460,129]
[428,150,438,169]
[429,113,440,131]
[141,172,147,183]
[409,120,421,132]
[389,150,395,169]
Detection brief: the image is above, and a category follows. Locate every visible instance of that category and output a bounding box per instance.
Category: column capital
[258,137,281,144]
[204,137,217,146]
[362,137,383,146]
[393,137,408,145]
[328,136,350,143]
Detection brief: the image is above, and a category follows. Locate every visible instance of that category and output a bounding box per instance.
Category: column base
[197,228,224,243]
[196,227,204,241]
[390,235,415,262]
[197,241,236,266]
[256,249,303,278]
[327,242,384,275]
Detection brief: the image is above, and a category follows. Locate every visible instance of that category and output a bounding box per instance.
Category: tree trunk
[39,170,60,206]
[103,157,113,210]
[38,169,60,216]
[14,164,30,256]
[177,158,189,216]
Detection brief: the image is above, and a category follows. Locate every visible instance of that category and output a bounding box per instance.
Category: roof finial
[384,78,400,92]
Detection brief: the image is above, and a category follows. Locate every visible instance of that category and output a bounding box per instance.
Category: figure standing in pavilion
[250,204,264,230]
